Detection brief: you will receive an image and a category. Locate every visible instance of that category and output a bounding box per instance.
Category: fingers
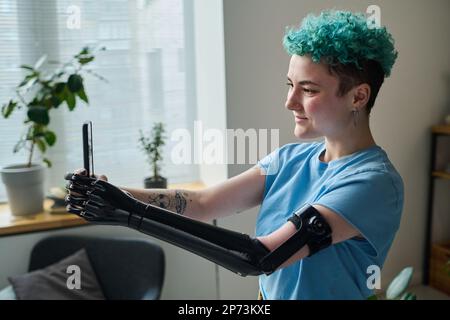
[65,172,96,197]
[73,168,108,181]
[66,204,85,217]
[65,194,87,207]
[65,169,108,181]
[74,168,87,175]
[66,194,105,221]
[66,172,95,184]
[65,180,90,197]
[96,174,108,182]
[64,172,74,180]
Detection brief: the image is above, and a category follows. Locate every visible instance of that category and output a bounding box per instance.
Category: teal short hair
[283,10,398,77]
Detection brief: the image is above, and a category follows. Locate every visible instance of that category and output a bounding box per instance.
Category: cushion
[0,285,16,300]
[8,248,105,300]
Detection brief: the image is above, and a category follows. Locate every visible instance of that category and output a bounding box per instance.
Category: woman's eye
[303,88,317,94]
[286,82,293,87]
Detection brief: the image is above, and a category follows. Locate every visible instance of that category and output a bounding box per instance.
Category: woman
[66,10,403,299]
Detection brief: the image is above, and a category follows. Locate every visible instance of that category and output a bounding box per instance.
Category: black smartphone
[82,121,94,177]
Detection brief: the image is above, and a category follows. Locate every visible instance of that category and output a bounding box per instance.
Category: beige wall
[219,0,450,297]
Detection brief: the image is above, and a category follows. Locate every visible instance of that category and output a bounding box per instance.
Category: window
[0,0,198,202]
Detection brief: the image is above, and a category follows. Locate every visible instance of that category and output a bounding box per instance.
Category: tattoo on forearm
[174,191,187,214]
[147,190,189,215]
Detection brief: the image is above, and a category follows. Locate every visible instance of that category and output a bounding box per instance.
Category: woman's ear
[352,83,371,111]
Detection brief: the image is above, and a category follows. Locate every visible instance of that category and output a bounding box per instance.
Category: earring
[352,109,359,127]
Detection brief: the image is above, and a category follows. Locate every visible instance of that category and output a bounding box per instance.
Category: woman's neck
[321,122,376,163]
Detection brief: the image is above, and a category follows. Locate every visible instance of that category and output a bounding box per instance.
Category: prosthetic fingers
[65,173,332,276]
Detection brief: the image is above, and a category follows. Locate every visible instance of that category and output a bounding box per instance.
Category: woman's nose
[285,90,303,111]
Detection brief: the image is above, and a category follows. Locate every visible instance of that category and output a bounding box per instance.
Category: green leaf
[65,90,76,110]
[54,82,66,94]
[400,292,416,300]
[79,47,90,55]
[67,74,83,92]
[32,124,45,137]
[386,267,414,300]
[33,54,47,70]
[27,106,50,125]
[2,100,18,118]
[35,138,46,153]
[43,158,52,168]
[18,73,38,88]
[43,97,53,108]
[55,83,68,104]
[76,87,89,104]
[79,56,94,65]
[20,64,34,71]
[29,97,41,106]
[51,96,62,108]
[367,294,378,300]
[44,130,56,146]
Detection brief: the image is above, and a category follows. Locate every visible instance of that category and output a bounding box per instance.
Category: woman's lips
[295,116,308,123]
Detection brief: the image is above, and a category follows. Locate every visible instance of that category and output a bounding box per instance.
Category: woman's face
[285,54,354,140]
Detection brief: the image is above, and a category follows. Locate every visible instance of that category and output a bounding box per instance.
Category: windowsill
[0,181,206,237]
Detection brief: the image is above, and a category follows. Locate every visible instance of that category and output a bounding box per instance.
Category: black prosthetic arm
[66,174,270,276]
[65,174,332,276]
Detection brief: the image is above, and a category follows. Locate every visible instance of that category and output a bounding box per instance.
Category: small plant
[139,122,167,182]
[1,45,105,167]
[368,266,416,300]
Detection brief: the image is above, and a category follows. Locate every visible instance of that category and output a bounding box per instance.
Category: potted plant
[138,122,168,189]
[0,46,103,216]
[368,266,416,300]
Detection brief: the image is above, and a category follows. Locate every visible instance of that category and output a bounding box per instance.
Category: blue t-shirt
[256,141,404,300]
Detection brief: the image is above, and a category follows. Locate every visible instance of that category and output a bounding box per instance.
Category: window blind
[0,0,199,202]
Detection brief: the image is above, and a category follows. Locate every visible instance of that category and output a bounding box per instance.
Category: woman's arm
[122,165,266,222]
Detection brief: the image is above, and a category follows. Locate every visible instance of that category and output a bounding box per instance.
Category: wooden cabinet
[424,125,450,291]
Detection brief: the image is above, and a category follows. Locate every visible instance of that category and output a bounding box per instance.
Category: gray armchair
[29,235,165,300]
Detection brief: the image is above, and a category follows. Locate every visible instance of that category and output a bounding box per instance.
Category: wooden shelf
[0,181,206,237]
[0,201,87,237]
[432,125,450,135]
[432,171,450,180]
[425,126,450,284]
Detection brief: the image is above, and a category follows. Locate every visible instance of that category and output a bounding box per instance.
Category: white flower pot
[0,164,46,216]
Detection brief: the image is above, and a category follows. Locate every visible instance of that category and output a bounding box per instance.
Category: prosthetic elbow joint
[256,205,332,274]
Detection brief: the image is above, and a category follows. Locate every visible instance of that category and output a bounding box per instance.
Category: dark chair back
[29,235,165,300]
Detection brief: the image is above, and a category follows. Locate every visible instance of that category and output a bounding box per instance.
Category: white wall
[219,0,450,297]
[194,0,229,187]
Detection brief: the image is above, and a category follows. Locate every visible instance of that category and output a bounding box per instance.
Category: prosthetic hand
[65,173,141,225]
[65,173,332,277]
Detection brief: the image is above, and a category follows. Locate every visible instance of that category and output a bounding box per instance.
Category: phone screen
[82,121,94,177]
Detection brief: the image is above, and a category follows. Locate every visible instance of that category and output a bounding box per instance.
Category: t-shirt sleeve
[313,170,403,258]
[256,146,284,199]
[256,147,281,176]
